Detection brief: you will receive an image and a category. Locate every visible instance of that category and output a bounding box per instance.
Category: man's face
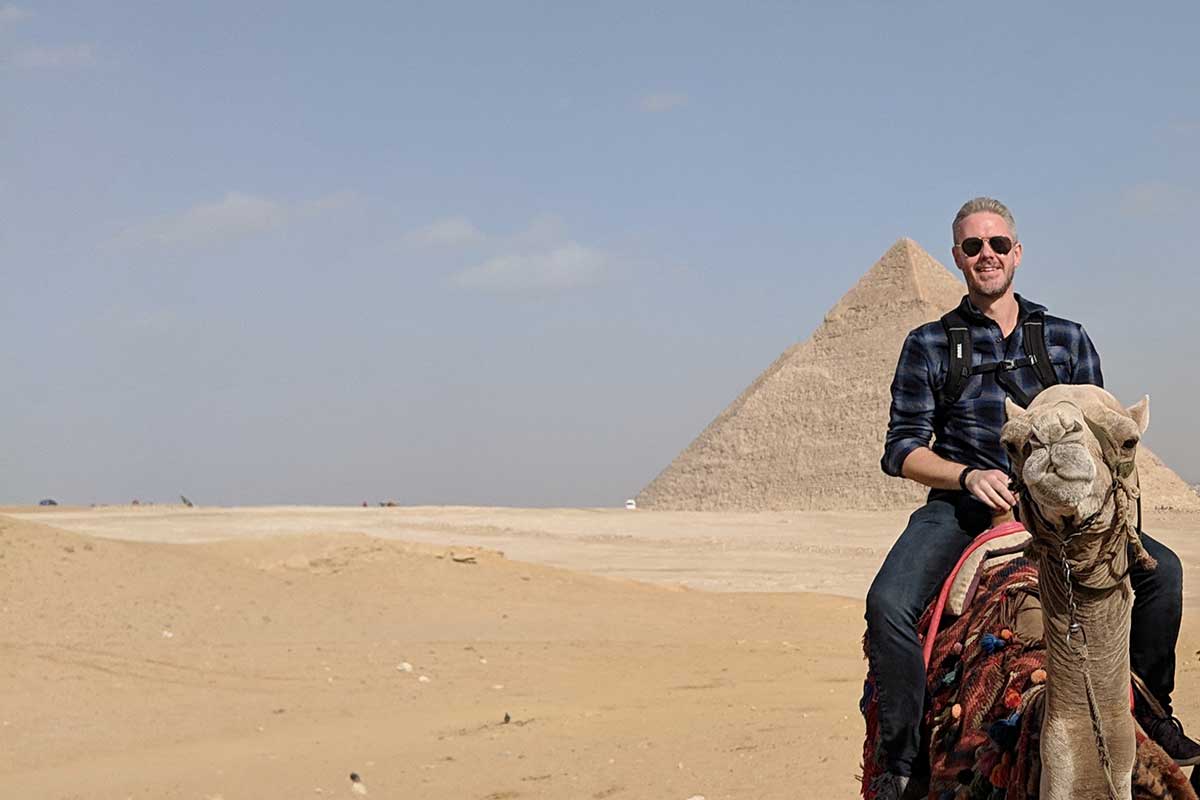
[952,212,1022,300]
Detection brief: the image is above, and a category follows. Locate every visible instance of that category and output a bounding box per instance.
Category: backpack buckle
[1000,358,1017,371]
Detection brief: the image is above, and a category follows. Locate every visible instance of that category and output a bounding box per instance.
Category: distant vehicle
[38,498,58,507]
[180,495,194,508]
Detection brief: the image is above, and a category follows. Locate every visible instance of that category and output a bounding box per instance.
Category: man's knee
[866,571,918,633]
[1139,536,1183,595]
[865,579,891,628]
[1158,545,1183,591]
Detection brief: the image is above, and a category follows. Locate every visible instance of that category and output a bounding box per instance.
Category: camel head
[1000,385,1149,529]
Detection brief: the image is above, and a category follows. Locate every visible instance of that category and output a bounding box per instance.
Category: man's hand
[964,468,1017,512]
[899,448,1018,512]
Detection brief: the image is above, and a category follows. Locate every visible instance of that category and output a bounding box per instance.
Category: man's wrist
[958,466,976,491]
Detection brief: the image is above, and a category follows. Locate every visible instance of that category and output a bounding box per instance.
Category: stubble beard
[974,268,1014,299]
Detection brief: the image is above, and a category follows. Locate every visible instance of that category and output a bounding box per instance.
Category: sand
[3,505,1199,799]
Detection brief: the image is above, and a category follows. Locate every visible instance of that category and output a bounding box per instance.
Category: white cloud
[298,189,361,216]
[410,214,622,294]
[1120,182,1199,218]
[107,190,360,254]
[404,216,485,248]
[0,5,30,25]
[639,92,688,113]
[453,241,608,293]
[510,213,567,247]
[11,43,95,68]
[111,192,288,251]
[1165,118,1200,136]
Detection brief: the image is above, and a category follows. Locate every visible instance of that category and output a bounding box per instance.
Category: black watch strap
[958,466,975,491]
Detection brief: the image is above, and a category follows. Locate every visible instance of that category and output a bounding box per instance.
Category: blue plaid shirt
[881,294,1104,478]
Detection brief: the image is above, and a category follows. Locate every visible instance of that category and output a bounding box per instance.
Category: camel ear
[1127,395,1150,435]
[1004,397,1026,422]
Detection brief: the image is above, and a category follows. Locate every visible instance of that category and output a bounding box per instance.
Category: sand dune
[0,512,865,799]
[3,507,1199,798]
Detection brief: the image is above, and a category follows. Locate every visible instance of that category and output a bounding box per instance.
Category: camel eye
[1122,438,1138,450]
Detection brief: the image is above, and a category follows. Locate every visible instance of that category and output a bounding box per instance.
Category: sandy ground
[3,505,1200,799]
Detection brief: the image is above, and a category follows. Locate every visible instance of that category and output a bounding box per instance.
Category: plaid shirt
[881,294,1104,478]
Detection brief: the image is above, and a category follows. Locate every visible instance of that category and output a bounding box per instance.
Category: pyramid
[637,238,1200,512]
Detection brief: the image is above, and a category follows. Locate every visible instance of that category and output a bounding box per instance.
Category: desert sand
[3,505,1199,799]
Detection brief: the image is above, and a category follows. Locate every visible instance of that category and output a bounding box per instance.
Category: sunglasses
[956,236,1015,257]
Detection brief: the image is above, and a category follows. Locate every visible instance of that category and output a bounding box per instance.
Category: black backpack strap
[1020,312,1059,390]
[939,309,973,406]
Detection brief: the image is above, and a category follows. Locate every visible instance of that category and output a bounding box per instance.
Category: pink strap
[921,521,1028,670]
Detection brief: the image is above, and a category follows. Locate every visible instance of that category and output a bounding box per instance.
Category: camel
[861,384,1194,799]
[1002,384,1152,799]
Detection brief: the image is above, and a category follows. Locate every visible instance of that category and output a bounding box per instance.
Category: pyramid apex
[884,236,934,259]
[810,237,962,329]
[863,236,955,283]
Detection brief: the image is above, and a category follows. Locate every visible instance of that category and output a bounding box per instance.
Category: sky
[3,1,1199,507]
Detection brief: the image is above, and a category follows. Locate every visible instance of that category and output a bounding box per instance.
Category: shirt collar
[957,293,1046,326]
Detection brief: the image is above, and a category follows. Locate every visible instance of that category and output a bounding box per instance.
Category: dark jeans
[865,490,1184,777]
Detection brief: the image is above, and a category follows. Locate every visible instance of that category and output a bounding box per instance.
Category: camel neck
[1036,553,1135,799]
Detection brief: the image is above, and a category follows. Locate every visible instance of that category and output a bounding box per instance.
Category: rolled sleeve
[882,329,937,477]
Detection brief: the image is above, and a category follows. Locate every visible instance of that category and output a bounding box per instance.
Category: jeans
[864,490,1184,777]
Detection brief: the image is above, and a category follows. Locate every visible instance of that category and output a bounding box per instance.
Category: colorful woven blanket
[860,555,1195,799]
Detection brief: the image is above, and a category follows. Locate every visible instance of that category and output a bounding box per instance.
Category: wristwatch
[958,466,976,491]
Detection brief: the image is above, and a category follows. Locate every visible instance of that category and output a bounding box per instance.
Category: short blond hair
[952,197,1017,242]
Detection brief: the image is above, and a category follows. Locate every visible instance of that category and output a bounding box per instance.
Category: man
[866,197,1197,798]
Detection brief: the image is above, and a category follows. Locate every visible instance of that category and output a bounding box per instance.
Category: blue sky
[3,2,1198,506]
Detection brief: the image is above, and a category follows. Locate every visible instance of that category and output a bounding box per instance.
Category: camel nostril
[1053,411,1080,437]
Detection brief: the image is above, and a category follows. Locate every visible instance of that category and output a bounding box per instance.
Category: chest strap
[939,307,1060,407]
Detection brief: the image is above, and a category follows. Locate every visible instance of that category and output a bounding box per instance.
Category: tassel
[941,663,960,688]
[987,712,1021,751]
[980,632,1007,653]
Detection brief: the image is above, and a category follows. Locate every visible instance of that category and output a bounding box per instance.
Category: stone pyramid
[637,238,1200,512]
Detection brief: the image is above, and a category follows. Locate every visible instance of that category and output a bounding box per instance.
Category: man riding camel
[866,196,1198,798]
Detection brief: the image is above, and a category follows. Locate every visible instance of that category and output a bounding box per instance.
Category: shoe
[1142,714,1200,767]
[869,772,913,800]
